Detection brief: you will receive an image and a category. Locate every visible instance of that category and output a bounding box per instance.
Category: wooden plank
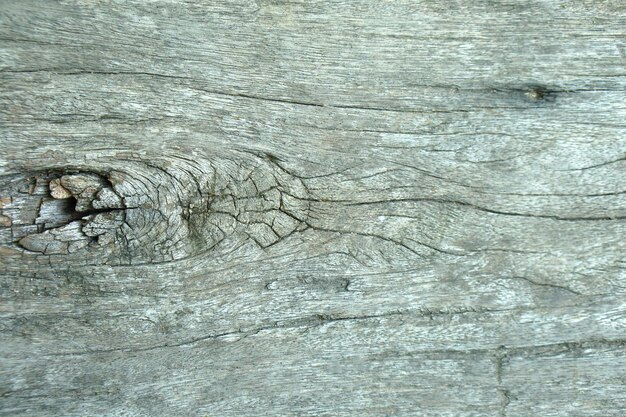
[1,1,625,416]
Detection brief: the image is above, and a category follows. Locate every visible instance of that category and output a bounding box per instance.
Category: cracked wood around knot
[0,1,625,416]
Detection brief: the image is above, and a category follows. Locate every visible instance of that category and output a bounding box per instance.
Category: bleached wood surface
[1,1,625,416]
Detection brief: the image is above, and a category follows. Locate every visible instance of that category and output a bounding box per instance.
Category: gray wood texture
[1,1,625,416]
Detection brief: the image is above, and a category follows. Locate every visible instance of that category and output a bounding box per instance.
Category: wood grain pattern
[1,1,625,416]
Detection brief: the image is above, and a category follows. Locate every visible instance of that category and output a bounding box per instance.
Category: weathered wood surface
[1,1,625,416]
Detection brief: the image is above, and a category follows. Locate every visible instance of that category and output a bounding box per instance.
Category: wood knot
[1,153,311,266]
[524,86,549,102]
[14,172,125,257]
